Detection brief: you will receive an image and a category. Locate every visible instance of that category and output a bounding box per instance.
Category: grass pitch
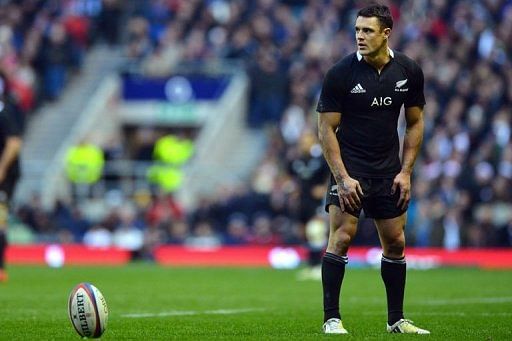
[0,264,511,340]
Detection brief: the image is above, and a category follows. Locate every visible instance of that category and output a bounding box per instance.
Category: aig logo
[371,97,392,106]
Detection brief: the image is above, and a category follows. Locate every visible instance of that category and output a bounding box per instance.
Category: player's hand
[337,177,363,213]
[392,172,411,210]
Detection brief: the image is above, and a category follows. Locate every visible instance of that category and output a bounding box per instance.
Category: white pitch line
[414,297,512,305]
[122,308,266,318]
[342,296,512,305]
[361,311,512,317]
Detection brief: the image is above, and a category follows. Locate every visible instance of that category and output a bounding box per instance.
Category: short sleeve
[316,66,345,113]
[404,62,425,108]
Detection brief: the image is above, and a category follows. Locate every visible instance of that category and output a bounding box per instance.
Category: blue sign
[122,73,231,102]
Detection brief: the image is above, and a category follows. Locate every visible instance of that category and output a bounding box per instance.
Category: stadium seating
[9,0,512,250]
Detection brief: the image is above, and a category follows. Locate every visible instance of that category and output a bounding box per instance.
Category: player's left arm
[0,135,22,183]
[392,105,424,210]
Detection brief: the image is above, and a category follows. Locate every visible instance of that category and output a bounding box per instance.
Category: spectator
[65,139,105,200]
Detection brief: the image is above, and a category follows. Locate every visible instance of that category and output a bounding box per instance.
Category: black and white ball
[68,282,108,338]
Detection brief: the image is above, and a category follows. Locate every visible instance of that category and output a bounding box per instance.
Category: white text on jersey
[371,97,392,106]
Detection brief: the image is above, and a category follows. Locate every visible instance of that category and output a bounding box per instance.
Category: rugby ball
[68,282,108,338]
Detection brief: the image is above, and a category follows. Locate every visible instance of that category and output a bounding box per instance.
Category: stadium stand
[7,0,512,254]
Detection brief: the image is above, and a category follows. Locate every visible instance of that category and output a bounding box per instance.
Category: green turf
[0,265,511,340]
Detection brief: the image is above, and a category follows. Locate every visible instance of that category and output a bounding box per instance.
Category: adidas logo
[350,83,366,93]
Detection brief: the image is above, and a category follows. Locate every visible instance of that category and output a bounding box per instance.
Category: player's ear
[383,27,391,39]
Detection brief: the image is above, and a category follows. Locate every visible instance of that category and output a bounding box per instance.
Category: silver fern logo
[395,79,408,92]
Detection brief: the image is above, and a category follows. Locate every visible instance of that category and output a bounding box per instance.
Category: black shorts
[325,175,407,219]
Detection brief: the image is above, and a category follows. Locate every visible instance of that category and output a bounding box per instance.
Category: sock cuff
[381,255,406,264]
[324,252,348,264]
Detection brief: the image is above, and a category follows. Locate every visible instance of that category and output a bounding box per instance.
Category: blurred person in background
[96,0,122,46]
[0,71,23,282]
[248,48,288,128]
[317,4,429,335]
[65,138,105,201]
[36,21,77,101]
[112,205,146,260]
[287,130,329,279]
[298,213,328,281]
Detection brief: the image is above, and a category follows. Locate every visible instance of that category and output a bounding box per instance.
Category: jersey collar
[356,48,394,61]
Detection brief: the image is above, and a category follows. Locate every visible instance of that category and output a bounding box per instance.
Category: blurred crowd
[0,0,121,111]
[9,0,512,254]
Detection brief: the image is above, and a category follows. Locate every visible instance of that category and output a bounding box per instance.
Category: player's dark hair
[357,3,393,30]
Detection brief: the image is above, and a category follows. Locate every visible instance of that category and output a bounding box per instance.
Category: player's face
[355,16,390,57]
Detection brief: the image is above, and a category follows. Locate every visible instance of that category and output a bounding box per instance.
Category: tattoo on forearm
[338,180,347,191]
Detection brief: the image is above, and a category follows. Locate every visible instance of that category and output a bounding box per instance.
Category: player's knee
[383,239,405,257]
[331,229,352,253]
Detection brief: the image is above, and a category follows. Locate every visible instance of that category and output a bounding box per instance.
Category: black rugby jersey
[316,49,425,178]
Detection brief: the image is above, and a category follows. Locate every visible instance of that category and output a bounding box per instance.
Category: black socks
[322,252,348,322]
[0,230,6,269]
[381,255,406,325]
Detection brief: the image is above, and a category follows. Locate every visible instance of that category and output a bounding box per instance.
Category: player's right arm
[0,105,22,183]
[318,112,363,212]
